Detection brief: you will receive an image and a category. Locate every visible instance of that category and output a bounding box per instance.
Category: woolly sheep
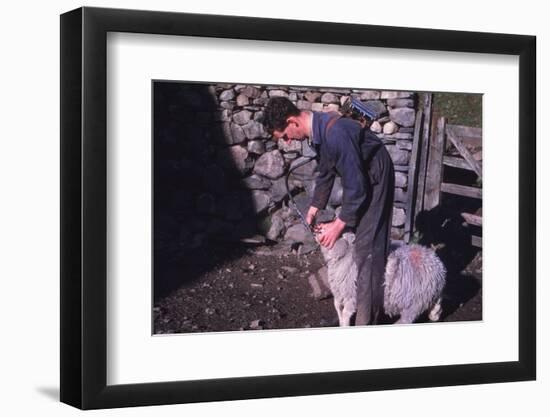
[319,235,446,326]
[319,232,357,326]
[383,243,446,324]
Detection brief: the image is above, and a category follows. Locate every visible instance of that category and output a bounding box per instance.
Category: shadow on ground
[415,202,482,320]
[154,82,258,300]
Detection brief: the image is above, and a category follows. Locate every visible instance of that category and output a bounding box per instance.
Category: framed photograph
[60,6,536,410]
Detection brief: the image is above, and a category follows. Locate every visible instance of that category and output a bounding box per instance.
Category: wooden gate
[405,93,482,248]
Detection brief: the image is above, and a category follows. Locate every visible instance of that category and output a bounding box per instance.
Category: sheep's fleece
[384,243,446,324]
[320,234,446,326]
[319,232,357,326]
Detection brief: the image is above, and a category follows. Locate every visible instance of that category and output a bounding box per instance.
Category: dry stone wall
[154,82,419,256]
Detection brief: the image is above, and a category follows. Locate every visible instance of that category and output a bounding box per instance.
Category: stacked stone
[156,83,418,253]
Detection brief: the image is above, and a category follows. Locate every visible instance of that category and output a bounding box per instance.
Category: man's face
[272,117,306,144]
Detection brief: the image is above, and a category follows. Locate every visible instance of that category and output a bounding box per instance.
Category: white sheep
[319,232,357,326]
[383,243,446,324]
[319,235,446,326]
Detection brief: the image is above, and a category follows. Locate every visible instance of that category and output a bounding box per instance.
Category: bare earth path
[154,243,482,334]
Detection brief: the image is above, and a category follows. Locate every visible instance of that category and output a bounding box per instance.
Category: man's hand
[316,218,346,249]
[306,206,319,226]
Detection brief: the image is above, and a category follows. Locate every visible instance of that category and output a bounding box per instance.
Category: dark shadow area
[414,199,482,320]
[444,165,481,189]
[154,82,257,301]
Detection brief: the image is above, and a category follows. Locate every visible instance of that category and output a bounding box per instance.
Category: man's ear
[286,115,299,126]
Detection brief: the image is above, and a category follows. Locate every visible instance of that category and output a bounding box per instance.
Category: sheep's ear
[384,253,399,283]
[342,232,356,244]
[331,238,349,259]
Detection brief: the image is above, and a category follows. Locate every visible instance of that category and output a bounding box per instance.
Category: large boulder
[233,110,252,125]
[253,150,286,179]
[229,123,246,144]
[247,140,266,154]
[370,121,382,133]
[242,120,267,139]
[392,207,406,227]
[219,89,235,101]
[296,100,312,110]
[395,172,408,188]
[278,138,302,153]
[387,146,410,165]
[289,157,318,181]
[236,94,249,107]
[321,93,339,104]
[360,90,380,100]
[387,98,415,108]
[383,121,399,134]
[305,91,322,102]
[240,174,271,190]
[266,211,286,241]
[241,85,262,99]
[218,145,249,175]
[251,190,271,214]
[270,176,297,203]
[394,188,407,203]
[389,108,416,127]
[360,91,381,100]
[269,90,289,98]
[381,91,414,99]
[397,140,413,151]
[284,223,314,243]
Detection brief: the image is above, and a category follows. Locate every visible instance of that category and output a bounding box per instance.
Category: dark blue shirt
[310,112,374,228]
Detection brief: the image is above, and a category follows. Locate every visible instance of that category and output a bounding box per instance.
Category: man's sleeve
[331,126,368,228]
[310,141,336,210]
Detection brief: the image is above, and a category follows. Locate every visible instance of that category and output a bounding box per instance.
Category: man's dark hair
[262,97,300,134]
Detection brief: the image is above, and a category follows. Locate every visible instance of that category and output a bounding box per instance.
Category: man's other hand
[317,218,346,249]
[306,206,319,225]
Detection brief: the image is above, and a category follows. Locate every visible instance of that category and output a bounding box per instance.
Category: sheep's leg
[334,299,344,326]
[395,309,418,324]
[308,266,332,300]
[428,298,443,322]
[341,303,355,327]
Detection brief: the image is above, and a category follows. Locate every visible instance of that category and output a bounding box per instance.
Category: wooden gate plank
[461,212,482,227]
[404,108,424,242]
[471,235,482,248]
[447,124,482,141]
[446,126,483,179]
[414,93,433,218]
[441,182,482,199]
[443,155,475,171]
[424,117,446,211]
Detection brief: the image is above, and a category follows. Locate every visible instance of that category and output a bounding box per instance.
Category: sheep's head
[319,232,355,262]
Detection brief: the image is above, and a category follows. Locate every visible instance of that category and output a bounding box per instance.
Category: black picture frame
[60,6,536,410]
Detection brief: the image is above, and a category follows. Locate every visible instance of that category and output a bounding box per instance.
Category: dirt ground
[153,242,482,334]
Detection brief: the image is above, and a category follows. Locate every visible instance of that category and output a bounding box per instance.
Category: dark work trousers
[353,145,395,326]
